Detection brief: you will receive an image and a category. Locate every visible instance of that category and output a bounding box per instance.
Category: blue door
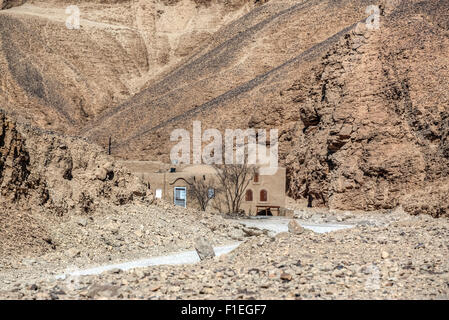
[174,187,187,208]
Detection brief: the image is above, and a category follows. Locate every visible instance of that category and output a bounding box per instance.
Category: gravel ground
[233,217,354,234]
[0,201,251,291]
[1,209,447,300]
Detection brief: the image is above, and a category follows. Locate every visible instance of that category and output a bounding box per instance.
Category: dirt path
[55,243,241,279]
[54,219,354,279]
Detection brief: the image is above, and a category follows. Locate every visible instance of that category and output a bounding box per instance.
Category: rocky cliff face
[0,111,31,203]
[0,109,149,256]
[0,0,447,218]
[0,0,256,133]
[0,110,148,215]
[284,1,449,216]
[100,0,447,217]
[0,0,26,10]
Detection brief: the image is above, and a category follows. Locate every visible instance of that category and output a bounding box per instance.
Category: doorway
[174,187,187,208]
[257,208,273,216]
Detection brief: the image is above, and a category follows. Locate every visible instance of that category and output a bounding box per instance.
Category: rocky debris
[242,227,267,237]
[0,0,447,301]
[0,202,249,288]
[87,284,120,299]
[76,217,88,227]
[194,237,215,261]
[0,110,149,258]
[0,112,252,271]
[284,2,449,216]
[280,272,292,282]
[94,168,108,181]
[402,183,449,217]
[288,220,305,235]
[65,249,81,259]
[0,0,26,10]
[1,214,447,300]
[288,200,413,227]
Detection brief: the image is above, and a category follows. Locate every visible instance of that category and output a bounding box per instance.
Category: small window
[260,189,268,202]
[245,189,253,202]
[254,172,259,183]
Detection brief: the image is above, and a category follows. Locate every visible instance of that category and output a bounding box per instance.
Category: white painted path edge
[56,219,353,279]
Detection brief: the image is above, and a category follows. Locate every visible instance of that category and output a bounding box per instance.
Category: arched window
[260,189,268,202]
[245,189,253,201]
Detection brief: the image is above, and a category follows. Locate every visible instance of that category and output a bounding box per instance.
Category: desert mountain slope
[110,16,361,159]
[94,0,449,215]
[0,109,148,257]
[0,108,249,266]
[82,0,377,149]
[282,0,449,215]
[0,0,448,216]
[0,1,148,132]
[0,0,256,132]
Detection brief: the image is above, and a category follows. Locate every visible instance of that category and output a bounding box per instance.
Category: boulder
[194,237,215,260]
[242,227,266,237]
[103,162,114,173]
[288,220,305,235]
[76,217,88,227]
[280,272,292,281]
[65,248,81,258]
[87,284,120,299]
[95,167,108,181]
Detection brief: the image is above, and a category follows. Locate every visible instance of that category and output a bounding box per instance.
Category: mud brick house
[121,161,287,216]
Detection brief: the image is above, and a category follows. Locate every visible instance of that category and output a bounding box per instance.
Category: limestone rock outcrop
[284,1,449,216]
[0,109,149,257]
[0,0,26,10]
[0,110,148,215]
[1,0,447,218]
